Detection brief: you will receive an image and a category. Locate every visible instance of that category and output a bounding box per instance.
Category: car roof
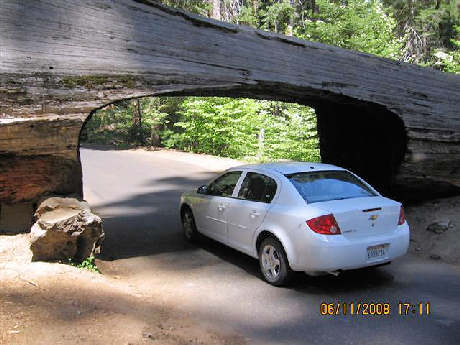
[231,161,344,175]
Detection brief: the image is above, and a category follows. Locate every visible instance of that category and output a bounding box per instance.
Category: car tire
[182,207,198,242]
[258,237,293,286]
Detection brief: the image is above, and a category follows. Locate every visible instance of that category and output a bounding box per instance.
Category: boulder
[30,197,104,262]
[426,220,455,234]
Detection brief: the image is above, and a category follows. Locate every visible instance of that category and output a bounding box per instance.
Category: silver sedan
[180,162,409,286]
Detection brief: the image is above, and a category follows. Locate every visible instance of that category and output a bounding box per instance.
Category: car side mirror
[197,185,208,195]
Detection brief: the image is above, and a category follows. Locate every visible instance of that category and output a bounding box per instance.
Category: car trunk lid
[312,196,400,238]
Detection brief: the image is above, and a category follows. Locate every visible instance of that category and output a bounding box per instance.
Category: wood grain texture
[0,0,459,206]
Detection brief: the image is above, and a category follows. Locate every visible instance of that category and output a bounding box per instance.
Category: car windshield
[285,170,377,203]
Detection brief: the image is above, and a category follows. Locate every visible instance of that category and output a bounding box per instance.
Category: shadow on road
[196,233,396,293]
[94,174,215,261]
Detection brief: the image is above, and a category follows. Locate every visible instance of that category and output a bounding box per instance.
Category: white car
[180,162,409,286]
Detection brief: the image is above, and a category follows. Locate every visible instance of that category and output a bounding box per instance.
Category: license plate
[367,244,388,259]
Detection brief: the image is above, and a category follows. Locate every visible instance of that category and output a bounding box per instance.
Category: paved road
[81,147,460,345]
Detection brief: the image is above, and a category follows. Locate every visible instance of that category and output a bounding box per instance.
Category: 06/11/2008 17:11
[319,302,431,316]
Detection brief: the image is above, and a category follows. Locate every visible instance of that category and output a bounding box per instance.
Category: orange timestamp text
[320,302,431,316]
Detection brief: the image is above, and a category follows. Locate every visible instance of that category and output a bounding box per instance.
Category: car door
[193,171,242,243]
[226,171,278,254]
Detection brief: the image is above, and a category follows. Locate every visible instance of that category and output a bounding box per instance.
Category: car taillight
[306,214,341,235]
[398,206,406,225]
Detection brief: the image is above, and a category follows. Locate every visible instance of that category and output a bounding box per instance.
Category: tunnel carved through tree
[0,0,459,232]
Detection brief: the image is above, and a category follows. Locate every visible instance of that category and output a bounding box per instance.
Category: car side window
[238,172,277,203]
[207,171,242,197]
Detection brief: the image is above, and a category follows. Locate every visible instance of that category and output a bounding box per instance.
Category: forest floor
[405,195,460,264]
[0,235,248,345]
[1,147,459,345]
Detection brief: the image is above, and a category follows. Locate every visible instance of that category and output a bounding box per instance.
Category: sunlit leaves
[169,97,320,162]
[294,0,401,58]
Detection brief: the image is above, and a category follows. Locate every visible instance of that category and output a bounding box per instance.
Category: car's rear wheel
[182,207,198,242]
[258,237,293,286]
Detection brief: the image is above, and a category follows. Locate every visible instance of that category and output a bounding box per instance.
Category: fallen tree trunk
[0,0,459,231]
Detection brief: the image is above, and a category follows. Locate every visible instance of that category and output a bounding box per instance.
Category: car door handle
[250,210,260,218]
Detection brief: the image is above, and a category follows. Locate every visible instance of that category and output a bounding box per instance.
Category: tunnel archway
[76,94,408,262]
[78,94,407,199]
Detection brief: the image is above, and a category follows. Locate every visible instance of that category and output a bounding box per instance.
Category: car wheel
[182,207,198,242]
[258,237,293,286]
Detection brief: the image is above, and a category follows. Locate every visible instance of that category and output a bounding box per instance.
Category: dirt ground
[0,234,248,345]
[405,195,460,264]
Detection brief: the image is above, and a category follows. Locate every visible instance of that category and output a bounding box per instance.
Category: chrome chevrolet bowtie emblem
[369,215,378,221]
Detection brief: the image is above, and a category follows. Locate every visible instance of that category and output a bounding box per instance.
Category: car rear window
[285,170,377,203]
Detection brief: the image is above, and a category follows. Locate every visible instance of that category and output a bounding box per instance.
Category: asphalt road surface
[81,147,460,345]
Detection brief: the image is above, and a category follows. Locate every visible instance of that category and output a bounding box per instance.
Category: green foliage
[238,5,258,27]
[442,25,460,73]
[67,256,100,273]
[168,97,319,162]
[82,96,320,163]
[260,1,295,34]
[382,0,460,72]
[160,0,210,15]
[258,102,320,162]
[82,101,137,147]
[294,0,401,58]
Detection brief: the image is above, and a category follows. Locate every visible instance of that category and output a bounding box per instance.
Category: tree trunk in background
[257,128,265,160]
[407,0,414,24]
[137,99,144,145]
[252,0,258,15]
[312,0,317,14]
[150,124,161,147]
[132,99,144,145]
[208,0,221,20]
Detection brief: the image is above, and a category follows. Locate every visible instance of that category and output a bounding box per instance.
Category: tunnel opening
[74,93,414,263]
[315,101,407,199]
[78,94,410,203]
[78,96,321,164]
[140,84,413,200]
[77,93,414,201]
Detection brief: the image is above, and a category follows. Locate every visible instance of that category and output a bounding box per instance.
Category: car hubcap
[183,213,193,238]
[261,245,281,280]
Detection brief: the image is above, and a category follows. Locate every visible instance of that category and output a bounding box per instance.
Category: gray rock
[426,220,455,234]
[30,197,104,262]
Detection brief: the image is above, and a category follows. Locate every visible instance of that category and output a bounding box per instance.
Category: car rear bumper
[290,223,410,271]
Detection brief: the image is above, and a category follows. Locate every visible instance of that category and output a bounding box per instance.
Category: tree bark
[134,98,144,144]
[208,0,221,20]
[312,0,317,14]
[408,0,414,24]
[0,0,458,212]
[435,0,441,10]
[150,124,161,147]
[252,0,258,15]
